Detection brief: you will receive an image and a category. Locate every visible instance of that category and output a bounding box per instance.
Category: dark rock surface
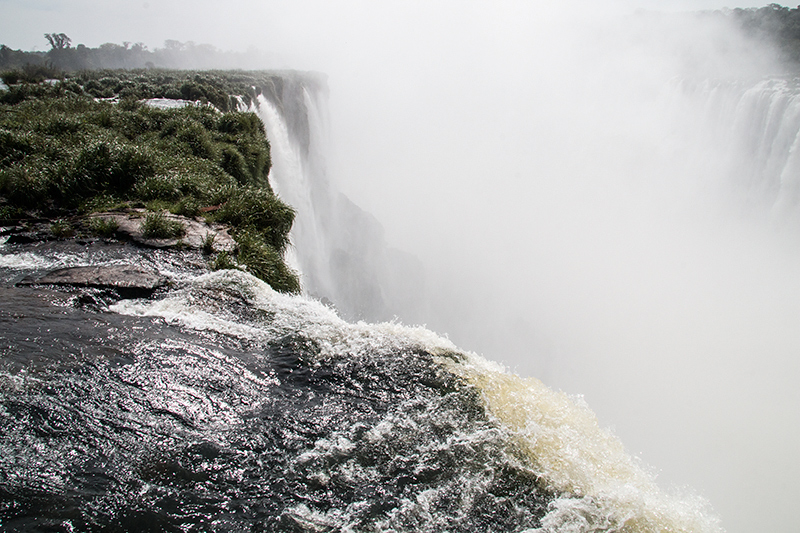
[18,265,168,297]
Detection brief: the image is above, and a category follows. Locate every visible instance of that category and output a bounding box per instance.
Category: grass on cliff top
[0,78,299,293]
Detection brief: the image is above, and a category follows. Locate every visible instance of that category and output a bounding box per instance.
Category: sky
[0,0,778,55]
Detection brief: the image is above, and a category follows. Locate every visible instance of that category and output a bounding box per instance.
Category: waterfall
[670,77,800,224]
[253,74,425,323]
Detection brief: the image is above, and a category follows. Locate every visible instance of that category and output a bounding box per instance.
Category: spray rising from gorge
[242,7,800,533]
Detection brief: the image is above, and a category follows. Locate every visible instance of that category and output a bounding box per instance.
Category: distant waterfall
[670,77,800,223]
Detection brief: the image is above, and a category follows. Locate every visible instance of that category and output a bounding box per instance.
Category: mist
[4,1,799,531]
[304,5,799,533]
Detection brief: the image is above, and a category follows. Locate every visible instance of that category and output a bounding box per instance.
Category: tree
[44,33,71,50]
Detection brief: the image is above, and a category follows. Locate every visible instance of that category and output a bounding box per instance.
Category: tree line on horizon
[0,34,271,76]
[4,5,800,78]
[707,3,800,67]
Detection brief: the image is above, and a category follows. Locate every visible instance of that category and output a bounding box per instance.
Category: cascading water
[252,74,425,323]
[241,70,800,533]
[0,244,722,532]
[667,77,800,222]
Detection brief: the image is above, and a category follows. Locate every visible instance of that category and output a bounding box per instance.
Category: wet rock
[4,223,51,244]
[18,265,168,298]
[89,211,236,252]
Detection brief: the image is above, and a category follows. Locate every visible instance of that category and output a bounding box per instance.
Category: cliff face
[254,72,425,323]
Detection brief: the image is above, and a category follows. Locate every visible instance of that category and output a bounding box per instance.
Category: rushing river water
[0,240,720,532]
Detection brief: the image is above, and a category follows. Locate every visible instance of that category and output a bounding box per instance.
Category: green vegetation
[0,73,300,293]
[0,36,269,73]
[140,211,185,239]
[233,229,301,294]
[50,219,75,238]
[201,232,215,255]
[88,216,119,237]
[706,4,800,67]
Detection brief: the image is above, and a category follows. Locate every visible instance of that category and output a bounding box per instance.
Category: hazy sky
[0,0,776,55]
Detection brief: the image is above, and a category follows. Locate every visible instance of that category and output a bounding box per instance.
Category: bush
[133,175,179,201]
[234,229,300,294]
[0,165,49,208]
[214,187,294,253]
[219,145,249,184]
[172,196,201,218]
[50,219,75,238]
[1,71,20,85]
[210,250,238,271]
[140,211,185,239]
[88,216,119,237]
[0,129,35,164]
[0,71,301,293]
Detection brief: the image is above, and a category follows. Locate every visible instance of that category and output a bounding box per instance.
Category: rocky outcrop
[19,265,168,298]
[89,211,236,252]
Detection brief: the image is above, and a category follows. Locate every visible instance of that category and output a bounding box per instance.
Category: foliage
[210,250,238,271]
[0,73,300,293]
[201,232,215,255]
[0,37,274,73]
[233,229,301,294]
[88,216,119,237]
[50,219,75,238]
[711,4,800,67]
[44,33,71,50]
[140,211,185,239]
[213,186,295,253]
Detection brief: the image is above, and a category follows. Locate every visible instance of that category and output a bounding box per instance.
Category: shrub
[201,232,215,255]
[140,211,185,239]
[88,216,119,237]
[0,165,49,208]
[133,175,179,202]
[215,187,294,253]
[65,142,155,200]
[219,145,249,184]
[113,145,156,189]
[234,229,300,293]
[0,205,24,220]
[172,196,201,218]
[79,195,127,214]
[50,219,75,238]
[1,71,20,85]
[217,112,263,136]
[0,71,301,293]
[0,129,35,164]
[210,250,238,271]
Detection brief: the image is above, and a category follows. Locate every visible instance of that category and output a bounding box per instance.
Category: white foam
[109,267,722,530]
[111,268,455,359]
[0,251,88,270]
[445,352,723,532]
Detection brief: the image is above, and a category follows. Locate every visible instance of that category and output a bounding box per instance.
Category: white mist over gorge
[234,6,800,532]
[3,1,800,532]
